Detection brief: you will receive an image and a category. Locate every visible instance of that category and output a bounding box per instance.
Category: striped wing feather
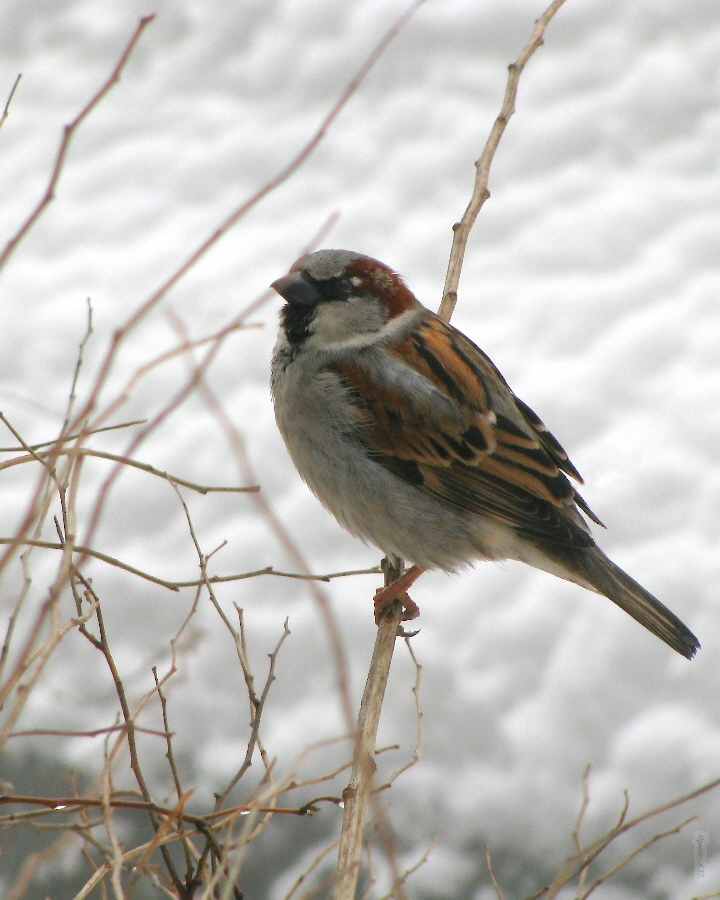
[331,312,601,547]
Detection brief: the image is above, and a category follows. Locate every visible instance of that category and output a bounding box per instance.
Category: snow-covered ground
[1,1,719,896]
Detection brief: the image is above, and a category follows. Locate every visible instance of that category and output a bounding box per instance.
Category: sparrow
[270,249,699,659]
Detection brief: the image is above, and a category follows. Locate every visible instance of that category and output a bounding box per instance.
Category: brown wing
[329,312,601,548]
[511,394,604,527]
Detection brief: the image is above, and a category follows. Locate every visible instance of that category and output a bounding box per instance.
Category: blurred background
[1,1,719,896]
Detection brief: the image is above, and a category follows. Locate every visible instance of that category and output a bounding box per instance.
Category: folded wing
[330,312,601,549]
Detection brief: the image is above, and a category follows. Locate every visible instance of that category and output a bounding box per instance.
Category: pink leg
[373,565,426,626]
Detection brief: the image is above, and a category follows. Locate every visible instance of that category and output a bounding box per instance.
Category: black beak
[270,271,319,306]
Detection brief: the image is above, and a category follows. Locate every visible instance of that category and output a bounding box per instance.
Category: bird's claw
[374,588,421,627]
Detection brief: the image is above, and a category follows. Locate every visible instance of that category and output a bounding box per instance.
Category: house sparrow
[270,249,699,659]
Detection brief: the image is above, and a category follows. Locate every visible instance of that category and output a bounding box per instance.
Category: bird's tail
[564,545,699,659]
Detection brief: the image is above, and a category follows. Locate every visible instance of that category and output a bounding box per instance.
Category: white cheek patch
[307,299,385,349]
[306,299,424,352]
[373,306,425,342]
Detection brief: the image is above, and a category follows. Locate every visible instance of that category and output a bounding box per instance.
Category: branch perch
[331,2,569,896]
[332,559,405,900]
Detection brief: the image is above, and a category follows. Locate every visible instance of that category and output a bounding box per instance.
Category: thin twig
[573,764,592,853]
[0,446,259,492]
[219,613,290,800]
[0,599,98,750]
[0,538,32,686]
[79,589,185,894]
[0,412,59,482]
[0,538,181,590]
[0,73,21,131]
[0,538,380,591]
[0,419,146,453]
[535,772,720,898]
[62,297,94,432]
[571,763,593,894]
[485,843,505,899]
[439,0,568,321]
[580,816,696,898]
[8,723,170,740]
[152,666,196,881]
[0,793,340,820]
[284,837,342,899]
[376,837,439,900]
[0,17,155,269]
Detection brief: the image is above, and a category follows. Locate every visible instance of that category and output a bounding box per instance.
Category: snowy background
[1,0,719,897]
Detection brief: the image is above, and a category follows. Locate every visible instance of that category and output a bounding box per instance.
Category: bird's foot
[373,565,425,636]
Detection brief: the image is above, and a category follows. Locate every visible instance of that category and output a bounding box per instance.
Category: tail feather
[568,546,699,659]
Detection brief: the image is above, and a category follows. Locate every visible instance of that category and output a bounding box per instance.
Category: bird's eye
[335,276,359,299]
[311,273,362,303]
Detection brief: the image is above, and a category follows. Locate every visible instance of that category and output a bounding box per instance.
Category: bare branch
[439,0,568,321]
[485,843,505,900]
[331,558,406,900]
[376,837,438,900]
[374,637,423,791]
[0,537,381,593]
[62,296,94,433]
[535,772,720,898]
[0,73,22,131]
[283,837,342,900]
[0,419,146,453]
[0,445,259,493]
[0,17,155,269]
[8,723,170,740]
[580,816,696,898]
[151,664,196,883]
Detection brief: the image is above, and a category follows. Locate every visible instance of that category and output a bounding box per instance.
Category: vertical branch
[332,2,571,895]
[439,0,568,322]
[332,558,405,900]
